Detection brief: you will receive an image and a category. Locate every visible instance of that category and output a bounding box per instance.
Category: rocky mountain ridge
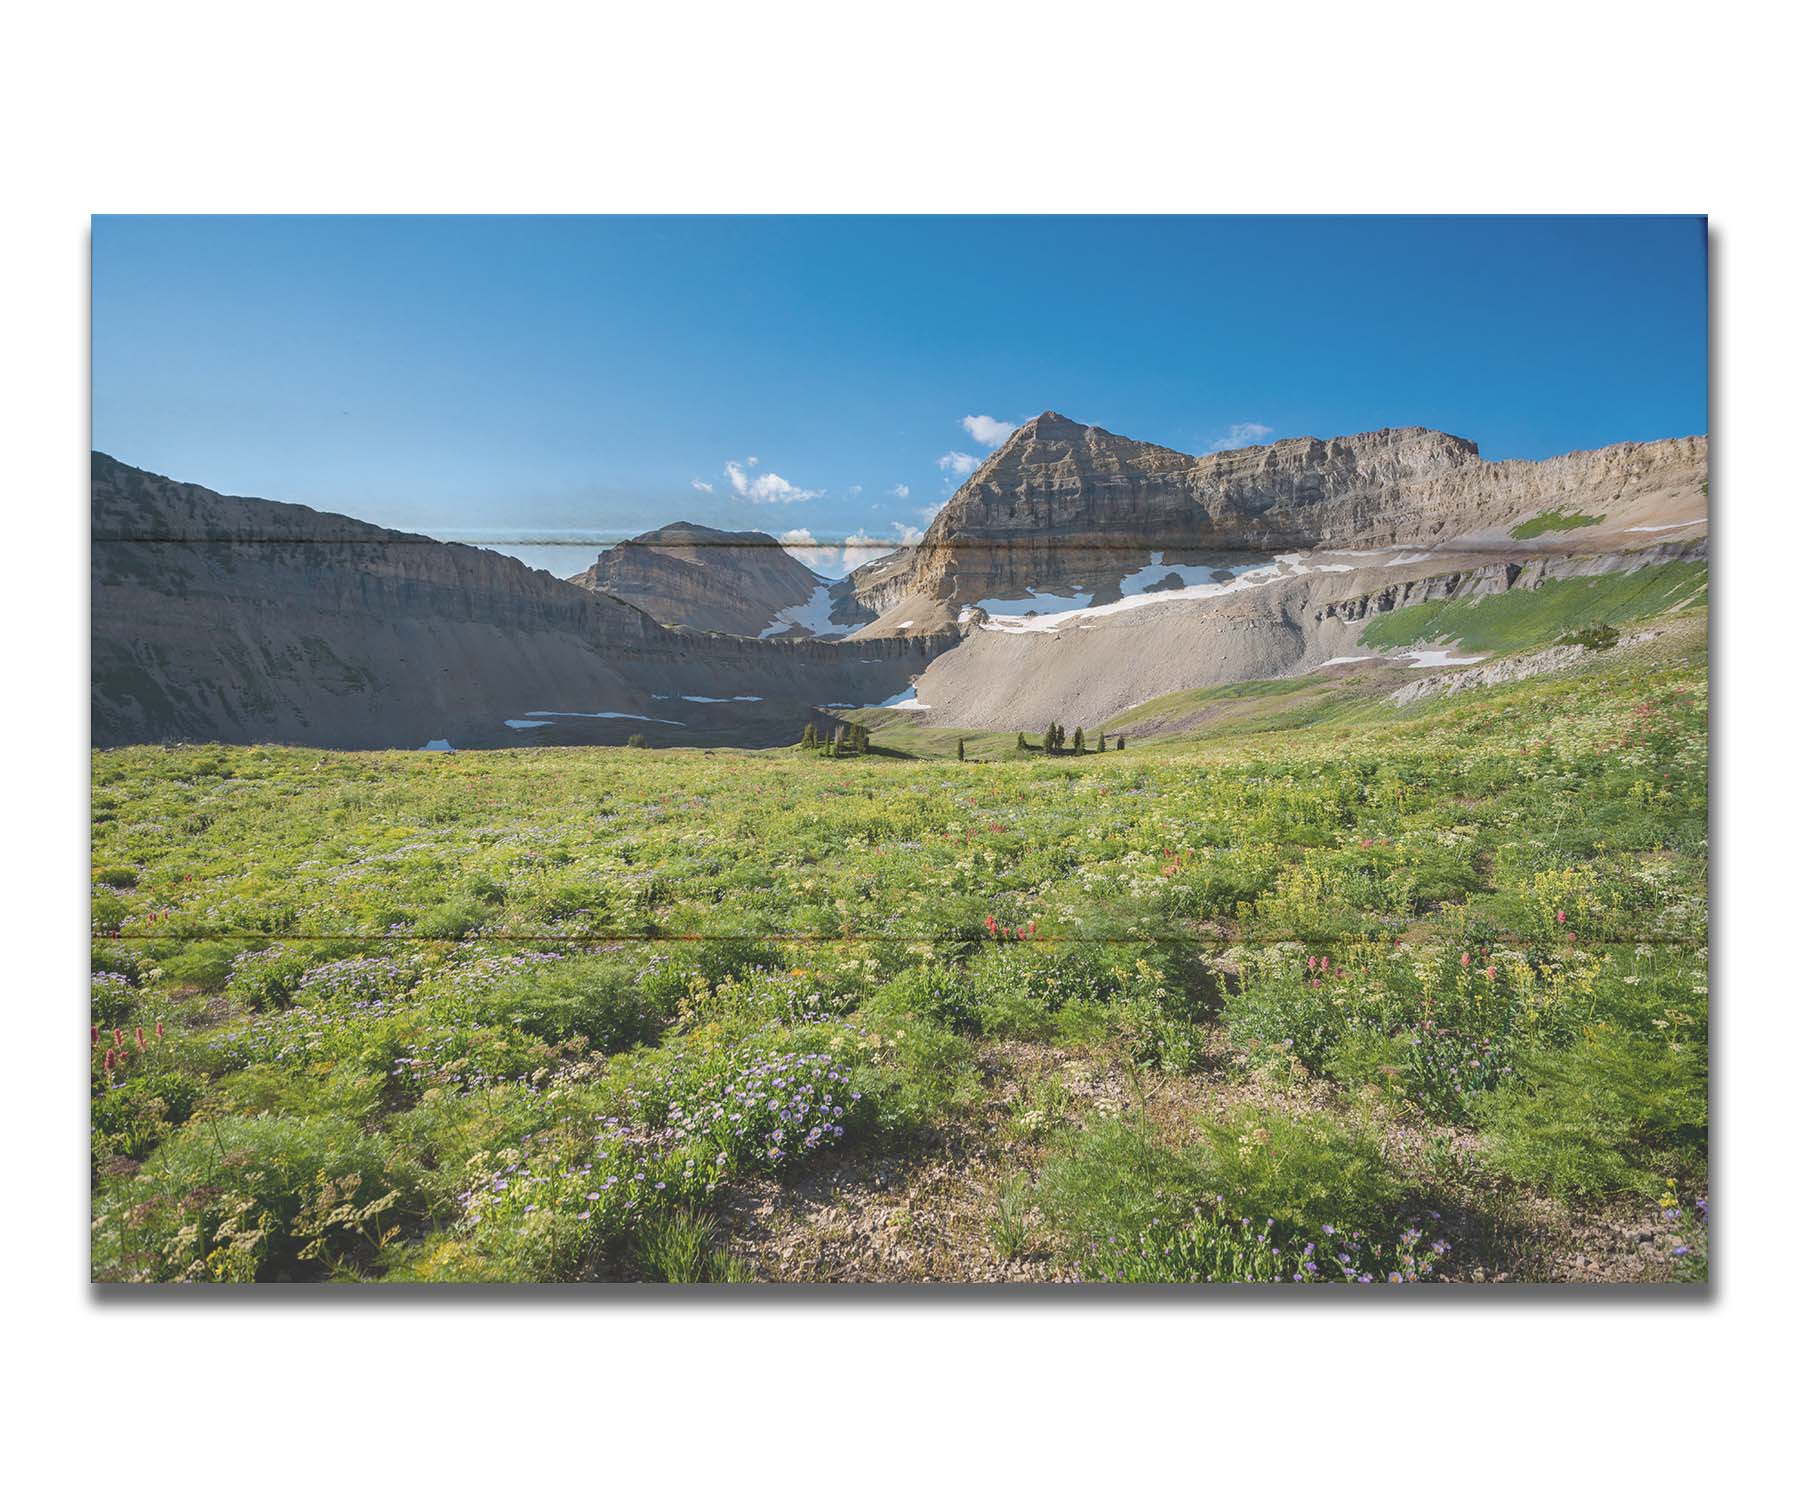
[91,455,944,749]
[845,412,1708,625]
[568,521,839,638]
[91,403,1709,750]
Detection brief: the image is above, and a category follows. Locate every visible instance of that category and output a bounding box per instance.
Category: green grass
[1360,562,1706,654]
[1033,1111,1447,1283]
[89,608,1710,1283]
[1509,509,1604,540]
[1101,675,1331,736]
[833,718,1043,760]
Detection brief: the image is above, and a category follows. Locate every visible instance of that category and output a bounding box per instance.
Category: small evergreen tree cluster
[626,733,648,750]
[1072,726,1085,752]
[804,720,871,756]
[1043,722,1066,752]
[1016,731,1029,751]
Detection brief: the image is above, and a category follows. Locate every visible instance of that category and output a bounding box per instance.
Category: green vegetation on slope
[1360,561,1706,654]
[1101,675,1331,736]
[89,621,1709,1284]
[1510,509,1604,539]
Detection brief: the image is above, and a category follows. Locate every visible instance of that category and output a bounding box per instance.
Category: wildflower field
[89,618,1709,1283]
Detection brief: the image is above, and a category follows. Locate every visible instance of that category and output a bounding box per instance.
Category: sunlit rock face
[844,411,1708,628]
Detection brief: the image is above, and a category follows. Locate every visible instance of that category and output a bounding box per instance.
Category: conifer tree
[1043,721,1057,753]
[1017,732,1028,751]
[1073,726,1085,752]
[802,722,818,749]
[957,737,966,761]
[1096,732,1105,752]
[1116,734,1126,751]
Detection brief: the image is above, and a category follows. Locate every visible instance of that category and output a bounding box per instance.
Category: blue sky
[93,215,1706,574]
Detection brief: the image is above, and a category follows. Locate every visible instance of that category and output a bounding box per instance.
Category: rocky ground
[710,1029,1696,1286]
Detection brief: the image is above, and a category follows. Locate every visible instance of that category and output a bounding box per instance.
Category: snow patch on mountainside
[960,553,1354,634]
[760,584,844,638]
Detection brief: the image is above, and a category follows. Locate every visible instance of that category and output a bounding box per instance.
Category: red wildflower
[103,1049,115,1072]
[135,1026,146,1049]
[1556,910,1567,925]
[90,1025,99,1046]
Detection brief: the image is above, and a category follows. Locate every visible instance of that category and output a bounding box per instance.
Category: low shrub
[226,945,315,1011]
[1476,1025,1707,1200]
[91,970,139,1027]
[91,1069,203,1163]
[92,1113,417,1282]
[472,954,665,1050]
[1036,1110,1431,1283]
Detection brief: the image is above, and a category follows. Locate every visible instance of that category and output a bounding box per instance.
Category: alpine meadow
[89,215,1710,1286]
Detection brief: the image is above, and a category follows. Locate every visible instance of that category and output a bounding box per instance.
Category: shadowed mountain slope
[568,522,848,637]
[91,455,942,749]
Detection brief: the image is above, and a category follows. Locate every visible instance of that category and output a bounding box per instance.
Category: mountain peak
[628,520,775,546]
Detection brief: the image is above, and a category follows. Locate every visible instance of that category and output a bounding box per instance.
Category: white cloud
[962,414,1017,448]
[1209,421,1274,452]
[777,527,841,574]
[725,460,822,504]
[838,533,891,574]
[788,520,930,579]
[690,478,714,493]
[937,450,980,478]
[889,483,910,500]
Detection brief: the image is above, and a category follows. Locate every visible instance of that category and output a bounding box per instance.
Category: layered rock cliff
[91,455,946,749]
[568,522,838,637]
[847,412,1708,623]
